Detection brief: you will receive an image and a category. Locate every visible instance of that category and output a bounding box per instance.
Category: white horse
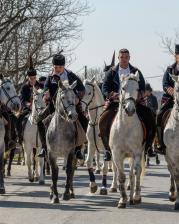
[82,78,112,194]
[164,74,179,210]
[47,80,80,203]
[109,72,145,208]
[0,77,21,193]
[23,88,46,184]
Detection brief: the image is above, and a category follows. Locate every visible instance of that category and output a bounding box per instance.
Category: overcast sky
[70,0,179,90]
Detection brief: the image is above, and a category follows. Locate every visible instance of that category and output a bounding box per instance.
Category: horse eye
[88,92,91,95]
[6,87,10,91]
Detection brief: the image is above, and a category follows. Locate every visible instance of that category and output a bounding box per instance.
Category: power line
[145,75,163,79]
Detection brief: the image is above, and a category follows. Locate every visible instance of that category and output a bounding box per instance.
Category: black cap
[52,54,65,66]
[145,83,152,91]
[175,44,179,55]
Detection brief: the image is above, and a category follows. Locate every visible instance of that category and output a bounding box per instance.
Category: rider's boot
[155,126,166,155]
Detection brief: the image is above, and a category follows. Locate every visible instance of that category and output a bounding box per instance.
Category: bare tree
[80,67,104,83]
[0,0,91,87]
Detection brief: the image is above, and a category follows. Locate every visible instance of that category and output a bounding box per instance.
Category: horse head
[31,88,46,122]
[120,71,139,116]
[56,80,78,121]
[170,74,179,109]
[0,77,21,113]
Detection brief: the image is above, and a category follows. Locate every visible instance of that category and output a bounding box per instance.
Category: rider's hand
[109,92,119,100]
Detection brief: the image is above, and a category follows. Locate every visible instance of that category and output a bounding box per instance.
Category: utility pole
[85,65,87,79]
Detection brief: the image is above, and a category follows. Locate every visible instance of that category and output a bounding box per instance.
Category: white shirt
[118,65,130,78]
[51,69,69,84]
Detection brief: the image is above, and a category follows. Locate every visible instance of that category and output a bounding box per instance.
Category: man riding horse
[17,57,40,144]
[156,44,179,155]
[37,53,88,158]
[99,48,156,161]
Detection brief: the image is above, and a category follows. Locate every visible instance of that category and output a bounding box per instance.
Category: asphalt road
[0,157,178,224]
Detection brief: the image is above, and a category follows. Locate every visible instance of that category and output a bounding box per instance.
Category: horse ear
[120,74,125,82]
[90,76,95,83]
[58,80,65,89]
[70,80,77,89]
[33,86,38,94]
[134,71,140,81]
[170,74,178,82]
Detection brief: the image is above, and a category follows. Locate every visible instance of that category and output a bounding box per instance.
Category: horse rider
[156,44,179,155]
[99,48,156,161]
[145,83,158,115]
[17,59,39,145]
[37,53,88,158]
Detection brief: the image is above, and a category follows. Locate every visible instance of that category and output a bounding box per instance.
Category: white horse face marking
[58,82,78,121]
[32,89,46,121]
[120,75,139,116]
[0,79,21,112]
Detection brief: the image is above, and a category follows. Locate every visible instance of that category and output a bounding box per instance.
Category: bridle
[58,88,76,120]
[0,79,20,108]
[120,78,138,110]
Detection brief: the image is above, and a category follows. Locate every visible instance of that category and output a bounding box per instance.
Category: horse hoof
[95,170,100,174]
[34,177,39,182]
[109,188,117,193]
[17,161,21,165]
[22,161,25,166]
[63,193,71,201]
[127,185,130,191]
[169,195,176,202]
[0,188,5,194]
[62,166,66,170]
[118,203,126,208]
[70,193,75,198]
[39,180,45,185]
[29,178,34,183]
[129,200,135,205]
[134,198,142,204]
[51,197,59,204]
[108,169,113,172]
[174,202,179,210]
[100,188,108,195]
[156,160,160,165]
[50,193,53,200]
[90,185,98,194]
[46,170,50,175]
[7,171,11,176]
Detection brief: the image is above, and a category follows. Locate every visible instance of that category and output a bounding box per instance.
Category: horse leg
[156,154,160,165]
[128,159,135,205]
[86,143,97,193]
[100,160,108,195]
[168,165,176,202]
[49,152,59,203]
[63,151,74,201]
[25,149,33,182]
[69,155,77,199]
[7,148,15,176]
[33,148,39,182]
[174,175,179,210]
[109,161,118,193]
[39,156,45,185]
[133,155,142,204]
[0,151,5,194]
[46,159,51,175]
[3,151,9,177]
[108,160,113,172]
[62,157,67,170]
[116,159,127,208]
[95,151,100,174]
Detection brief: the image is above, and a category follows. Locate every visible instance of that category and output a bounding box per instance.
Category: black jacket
[102,63,145,98]
[163,63,179,98]
[146,94,158,114]
[20,81,39,108]
[44,69,85,100]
